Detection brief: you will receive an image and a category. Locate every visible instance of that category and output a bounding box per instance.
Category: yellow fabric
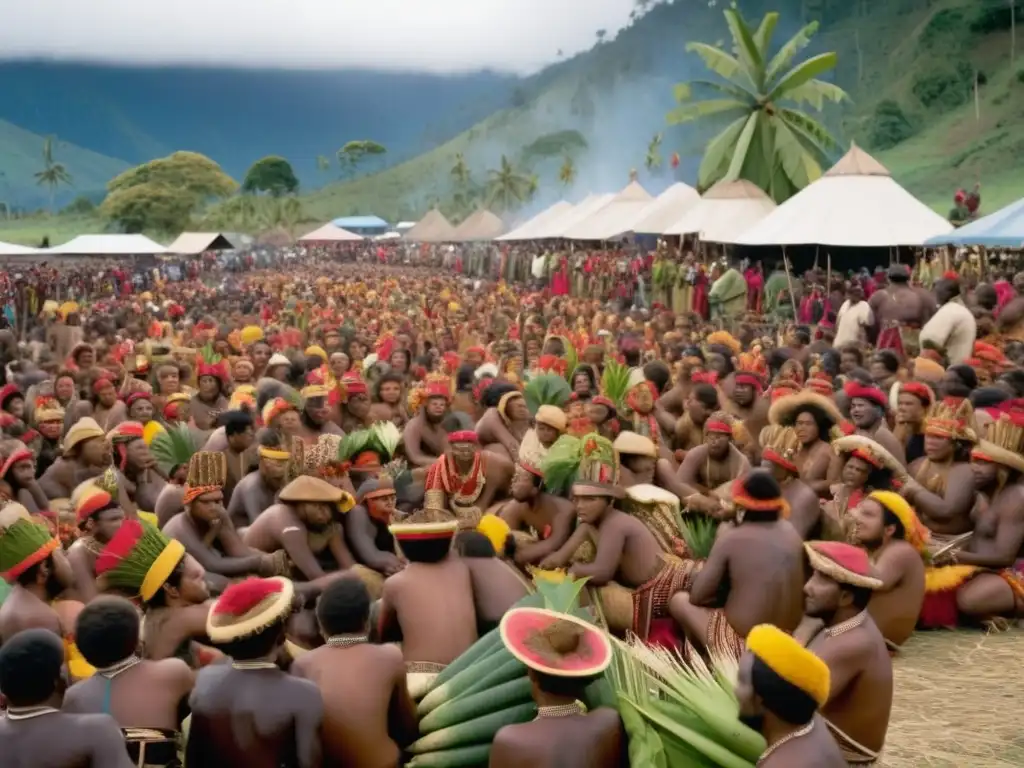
[138,511,159,527]
[746,623,831,708]
[258,446,291,461]
[301,385,330,399]
[304,345,328,362]
[924,564,980,593]
[477,514,511,555]
[65,637,96,680]
[240,325,264,345]
[141,540,186,601]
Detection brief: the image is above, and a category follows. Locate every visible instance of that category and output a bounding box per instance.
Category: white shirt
[834,300,873,348]
[920,299,977,365]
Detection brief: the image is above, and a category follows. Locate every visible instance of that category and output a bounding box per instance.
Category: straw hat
[768,391,842,430]
[613,431,657,459]
[499,607,612,678]
[206,577,296,643]
[279,475,355,512]
[805,541,883,590]
[832,434,908,480]
[62,417,106,454]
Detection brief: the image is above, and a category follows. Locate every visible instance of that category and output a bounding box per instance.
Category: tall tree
[242,156,299,197]
[645,133,663,172]
[558,155,577,188]
[667,9,848,202]
[34,136,73,212]
[485,155,533,213]
[337,140,387,180]
[450,153,471,187]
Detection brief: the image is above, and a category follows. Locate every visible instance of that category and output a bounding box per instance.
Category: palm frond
[150,423,199,476]
[370,421,402,459]
[679,513,719,560]
[337,428,374,461]
[777,108,842,155]
[667,99,748,125]
[767,52,841,102]
[524,373,571,414]
[563,343,579,385]
[765,20,820,84]
[685,42,750,90]
[600,360,631,411]
[674,79,755,104]
[752,12,779,56]
[723,9,764,90]
[697,116,749,188]
[780,79,849,111]
[724,113,760,181]
[539,434,583,495]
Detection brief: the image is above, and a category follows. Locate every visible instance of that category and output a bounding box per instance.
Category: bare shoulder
[152,655,193,681]
[997,484,1024,514]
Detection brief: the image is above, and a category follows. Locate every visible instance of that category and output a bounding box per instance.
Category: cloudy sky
[1,0,639,74]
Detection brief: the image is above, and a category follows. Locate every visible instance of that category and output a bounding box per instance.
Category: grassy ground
[883,628,1024,767]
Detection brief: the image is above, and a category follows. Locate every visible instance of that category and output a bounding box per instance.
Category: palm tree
[34,136,73,212]
[485,155,533,213]
[558,156,577,188]
[645,133,663,172]
[667,9,848,202]
[450,153,471,187]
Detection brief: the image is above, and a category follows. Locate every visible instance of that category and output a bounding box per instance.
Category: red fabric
[705,420,732,434]
[919,590,959,629]
[807,540,875,578]
[843,381,888,409]
[994,280,1014,315]
[901,382,933,406]
[692,271,709,320]
[448,430,479,444]
[734,373,763,393]
[214,578,284,616]
[876,326,904,357]
[646,618,683,651]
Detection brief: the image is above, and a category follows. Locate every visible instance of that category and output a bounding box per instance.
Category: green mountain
[304,0,1024,223]
[0,120,129,211]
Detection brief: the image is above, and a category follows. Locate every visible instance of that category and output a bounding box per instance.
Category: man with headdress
[163,452,278,592]
[893,381,934,465]
[476,383,531,461]
[492,460,574,567]
[676,411,751,506]
[760,426,821,538]
[925,411,1024,625]
[424,430,513,529]
[403,374,453,468]
[107,421,165,515]
[188,577,324,768]
[291,577,417,768]
[342,472,404,581]
[726,362,770,464]
[837,381,906,471]
[737,625,846,766]
[844,491,927,648]
[62,596,194,768]
[378,509,477,698]
[297,382,344,443]
[66,483,126,602]
[337,374,372,434]
[803,541,892,766]
[38,416,109,500]
[518,403,567,469]
[31,394,66,479]
[825,435,905,541]
[0,628,135,768]
[769,390,842,497]
[189,351,230,434]
[1,443,49,515]
[490,607,623,768]
[671,470,805,661]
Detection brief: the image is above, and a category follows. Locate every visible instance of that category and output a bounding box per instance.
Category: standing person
[291,577,417,768]
[833,283,873,349]
[188,577,323,768]
[868,264,931,357]
[803,541,892,765]
[489,607,623,768]
[920,277,977,365]
[0,629,135,768]
[736,624,846,767]
[62,597,194,767]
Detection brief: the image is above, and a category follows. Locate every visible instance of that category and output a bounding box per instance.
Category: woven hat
[33,396,65,424]
[924,396,978,444]
[262,396,298,425]
[866,491,930,554]
[746,624,830,709]
[304,346,328,362]
[240,325,264,346]
[536,404,568,432]
[183,451,227,506]
[831,434,907,480]
[613,431,657,459]
[206,577,296,643]
[759,426,801,475]
[95,519,186,602]
[278,475,355,512]
[0,504,59,582]
[805,540,883,590]
[500,607,612,678]
[768,390,843,431]
[573,434,623,499]
[62,417,106,454]
[389,506,459,542]
[972,410,1024,474]
[268,353,291,368]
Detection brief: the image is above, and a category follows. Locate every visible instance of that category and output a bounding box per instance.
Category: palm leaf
[781,79,849,111]
[697,116,749,188]
[370,421,402,459]
[722,9,764,90]
[523,373,572,414]
[540,434,583,495]
[674,79,755,104]
[150,423,199,476]
[777,108,842,154]
[337,428,374,461]
[752,12,779,56]
[667,99,748,125]
[563,343,578,386]
[772,118,824,190]
[765,20,819,84]
[684,42,749,88]
[724,113,760,181]
[600,360,631,411]
[531,571,590,613]
[679,514,719,560]
[767,52,841,102]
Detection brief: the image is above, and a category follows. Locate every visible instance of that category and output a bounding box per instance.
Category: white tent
[165,232,240,255]
[737,144,954,247]
[0,241,41,256]
[665,180,776,243]
[298,223,364,242]
[497,201,573,241]
[531,194,615,239]
[47,234,166,255]
[629,182,701,235]
[564,181,653,240]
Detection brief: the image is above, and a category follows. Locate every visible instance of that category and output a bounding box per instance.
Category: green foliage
[912,63,974,111]
[62,195,97,215]
[485,155,534,213]
[1017,68,1024,85]
[558,155,577,187]
[969,0,1024,34]
[34,136,73,211]
[102,151,236,233]
[920,8,966,48]
[336,140,387,179]
[868,99,916,150]
[669,9,848,203]
[520,130,588,165]
[242,155,299,196]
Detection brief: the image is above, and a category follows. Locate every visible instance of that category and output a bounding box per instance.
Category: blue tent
[331,215,390,235]
[924,197,1024,248]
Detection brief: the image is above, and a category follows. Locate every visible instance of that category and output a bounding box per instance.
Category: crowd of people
[0,246,1020,767]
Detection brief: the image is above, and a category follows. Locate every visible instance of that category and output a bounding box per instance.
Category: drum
[623,484,683,555]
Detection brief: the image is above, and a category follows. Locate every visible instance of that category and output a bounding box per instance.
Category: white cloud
[0,0,637,74]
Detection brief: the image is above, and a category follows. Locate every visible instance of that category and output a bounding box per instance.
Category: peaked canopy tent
[47,234,167,256]
[924,197,1024,248]
[564,181,653,240]
[403,209,457,242]
[497,201,573,241]
[298,223,364,243]
[453,209,506,241]
[0,241,41,256]
[165,232,240,255]
[630,182,701,235]
[665,180,776,243]
[737,145,954,247]
[533,194,615,240]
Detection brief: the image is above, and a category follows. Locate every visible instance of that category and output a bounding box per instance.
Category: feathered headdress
[540,433,621,498]
[407,372,452,414]
[924,397,978,444]
[337,421,403,472]
[150,424,200,479]
[759,426,801,475]
[523,373,571,415]
[197,343,230,384]
[95,518,185,602]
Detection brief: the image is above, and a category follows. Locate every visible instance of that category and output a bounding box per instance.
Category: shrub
[920,8,966,48]
[869,100,916,150]
[912,64,973,111]
[969,0,1024,34]
[1017,68,1024,84]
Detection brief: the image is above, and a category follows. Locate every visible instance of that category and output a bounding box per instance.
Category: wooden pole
[782,248,798,327]
[975,70,981,122]
[826,252,832,306]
